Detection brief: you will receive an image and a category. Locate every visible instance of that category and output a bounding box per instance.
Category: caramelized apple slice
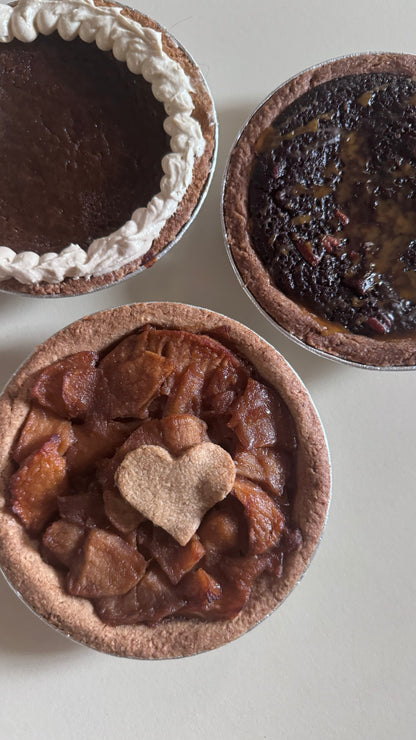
[67,529,146,598]
[9,435,68,536]
[65,418,137,475]
[145,329,227,374]
[13,404,74,463]
[98,329,151,374]
[163,363,205,417]
[94,564,186,625]
[61,366,98,420]
[204,584,251,619]
[58,489,109,530]
[181,555,268,621]
[103,350,175,419]
[136,520,153,560]
[198,500,247,564]
[179,568,222,617]
[233,478,285,555]
[162,349,247,420]
[97,414,209,490]
[153,415,209,456]
[100,326,248,417]
[212,554,270,618]
[103,488,144,534]
[93,585,143,626]
[123,414,209,455]
[31,351,98,419]
[129,565,186,623]
[41,519,85,568]
[203,356,249,416]
[228,379,280,449]
[123,530,138,549]
[148,528,205,585]
[145,328,250,420]
[234,448,292,498]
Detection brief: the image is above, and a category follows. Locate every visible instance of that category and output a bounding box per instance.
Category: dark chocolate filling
[249,73,416,337]
[0,33,170,256]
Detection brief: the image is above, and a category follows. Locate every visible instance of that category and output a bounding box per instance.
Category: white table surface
[1,1,415,738]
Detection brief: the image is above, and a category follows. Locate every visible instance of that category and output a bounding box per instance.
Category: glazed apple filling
[8,326,301,624]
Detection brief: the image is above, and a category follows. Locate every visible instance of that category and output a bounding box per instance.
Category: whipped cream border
[0,0,206,284]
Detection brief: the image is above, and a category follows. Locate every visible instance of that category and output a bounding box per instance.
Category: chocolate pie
[223,53,416,367]
[0,303,331,658]
[0,0,216,296]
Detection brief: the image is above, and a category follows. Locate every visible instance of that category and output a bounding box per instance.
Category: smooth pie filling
[0,33,169,256]
[0,0,209,287]
[7,326,301,625]
[249,72,416,338]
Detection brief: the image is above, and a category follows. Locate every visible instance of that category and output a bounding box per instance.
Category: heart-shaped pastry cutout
[114,443,236,546]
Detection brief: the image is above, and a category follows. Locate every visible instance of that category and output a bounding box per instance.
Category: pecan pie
[0,0,216,296]
[223,53,416,367]
[0,303,331,658]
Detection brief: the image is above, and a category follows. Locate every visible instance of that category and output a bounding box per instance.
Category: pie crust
[0,0,217,296]
[0,303,331,658]
[223,53,416,368]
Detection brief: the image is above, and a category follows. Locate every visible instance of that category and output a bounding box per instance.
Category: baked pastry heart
[0,303,331,658]
[0,0,217,296]
[223,53,416,368]
[115,443,236,546]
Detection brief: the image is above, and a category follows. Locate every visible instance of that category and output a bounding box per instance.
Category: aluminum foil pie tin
[222,52,416,371]
[0,302,331,658]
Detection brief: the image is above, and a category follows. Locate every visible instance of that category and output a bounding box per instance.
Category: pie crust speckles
[0,303,331,659]
[223,53,416,368]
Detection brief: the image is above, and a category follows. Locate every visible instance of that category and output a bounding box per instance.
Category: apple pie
[0,303,331,658]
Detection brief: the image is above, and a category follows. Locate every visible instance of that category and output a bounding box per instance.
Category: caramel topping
[334,128,416,300]
[249,71,416,337]
[256,117,320,153]
[357,90,375,106]
[291,214,312,225]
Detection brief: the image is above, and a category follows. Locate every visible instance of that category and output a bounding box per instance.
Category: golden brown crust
[0,303,331,658]
[223,53,416,368]
[0,0,217,297]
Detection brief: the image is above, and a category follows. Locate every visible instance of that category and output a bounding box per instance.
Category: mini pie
[0,0,216,296]
[0,303,331,659]
[223,53,416,368]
